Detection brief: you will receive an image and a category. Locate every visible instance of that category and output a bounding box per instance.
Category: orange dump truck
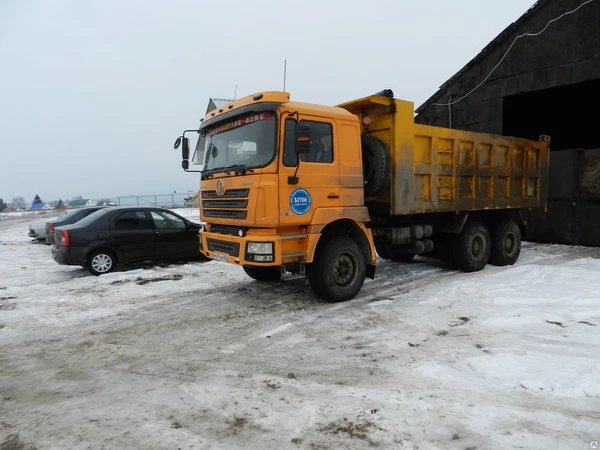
[175,90,550,302]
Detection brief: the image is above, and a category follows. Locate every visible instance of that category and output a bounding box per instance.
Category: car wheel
[87,250,116,276]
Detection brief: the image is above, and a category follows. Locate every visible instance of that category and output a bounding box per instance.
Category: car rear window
[55,209,78,220]
[73,208,112,227]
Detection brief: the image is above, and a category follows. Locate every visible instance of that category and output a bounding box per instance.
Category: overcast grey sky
[0,0,535,204]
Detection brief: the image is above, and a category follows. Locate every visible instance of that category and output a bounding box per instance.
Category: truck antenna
[283,59,287,92]
[234,84,237,100]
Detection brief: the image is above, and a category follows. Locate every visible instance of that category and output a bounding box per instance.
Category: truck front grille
[204,210,247,219]
[202,200,248,209]
[202,188,249,221]
[202,189,249,199]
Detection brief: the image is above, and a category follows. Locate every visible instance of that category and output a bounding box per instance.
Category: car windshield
[201,112,276,173]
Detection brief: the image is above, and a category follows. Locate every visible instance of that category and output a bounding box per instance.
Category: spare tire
[361,135,391,197]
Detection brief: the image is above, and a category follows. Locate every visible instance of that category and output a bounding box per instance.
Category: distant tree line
[0,194,99,211]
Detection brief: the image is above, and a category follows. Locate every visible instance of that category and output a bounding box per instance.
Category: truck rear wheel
[243,266,281,282]
[454,222,491,272]
[490,220,521,266]
[308,236,366,302]
[361,135,391,197]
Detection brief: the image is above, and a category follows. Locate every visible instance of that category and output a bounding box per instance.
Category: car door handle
[327,194,339,199]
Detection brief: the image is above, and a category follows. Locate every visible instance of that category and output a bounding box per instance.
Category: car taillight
[50,223,55,233]
[60,230,70,247]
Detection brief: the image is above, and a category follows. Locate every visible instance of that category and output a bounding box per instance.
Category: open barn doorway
[503,78,600,151]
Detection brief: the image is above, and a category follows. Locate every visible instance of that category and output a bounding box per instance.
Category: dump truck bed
[339,96,550,216]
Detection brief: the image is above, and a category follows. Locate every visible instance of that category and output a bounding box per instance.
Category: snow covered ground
[1,209,599,450]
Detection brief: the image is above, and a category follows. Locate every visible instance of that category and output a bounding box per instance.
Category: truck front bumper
[200,230,308,267]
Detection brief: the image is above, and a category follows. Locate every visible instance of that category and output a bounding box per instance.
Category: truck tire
[490,220,521,266]
[307,236,366,302]
[243,266,281,282]
[453,222,491,272]
[87,249,116,276]
[361,135,391,197]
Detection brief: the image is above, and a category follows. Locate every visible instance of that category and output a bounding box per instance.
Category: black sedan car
[51,206,208,275]
[45,206,109,245]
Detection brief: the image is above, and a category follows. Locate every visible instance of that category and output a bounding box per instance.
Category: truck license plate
[213,253,228,262]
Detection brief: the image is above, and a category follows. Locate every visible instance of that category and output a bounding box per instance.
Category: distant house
[30,203,52,211]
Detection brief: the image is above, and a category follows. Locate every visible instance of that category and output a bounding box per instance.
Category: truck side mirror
[182,137,190,160]
[294,124,311,155]
[182,160,189,170]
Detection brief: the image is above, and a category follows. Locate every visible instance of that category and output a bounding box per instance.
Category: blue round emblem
[289,188,312,215]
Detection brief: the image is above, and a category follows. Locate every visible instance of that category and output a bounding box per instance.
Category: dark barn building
[415,0,600,246]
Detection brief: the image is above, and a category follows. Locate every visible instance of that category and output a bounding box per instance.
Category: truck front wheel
[490,220,521,266]
[308,236,366,302]
[453,222,491,272]
[243,266,281,282]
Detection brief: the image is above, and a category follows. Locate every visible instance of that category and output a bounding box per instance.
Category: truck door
[278,118,341,226]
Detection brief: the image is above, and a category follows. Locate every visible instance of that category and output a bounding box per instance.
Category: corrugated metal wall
[525,148,600,246]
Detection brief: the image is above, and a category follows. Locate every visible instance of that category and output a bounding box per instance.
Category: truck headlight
[246,242,274,262]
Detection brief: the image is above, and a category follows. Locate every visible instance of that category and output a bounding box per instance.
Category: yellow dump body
[339,96,550,216]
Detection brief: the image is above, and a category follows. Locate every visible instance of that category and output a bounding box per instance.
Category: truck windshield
[202,112,276,173]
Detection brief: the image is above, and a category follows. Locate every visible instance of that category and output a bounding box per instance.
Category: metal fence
[116,193,194,208]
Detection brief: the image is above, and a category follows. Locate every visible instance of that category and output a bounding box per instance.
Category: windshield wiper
[228,164,255,175]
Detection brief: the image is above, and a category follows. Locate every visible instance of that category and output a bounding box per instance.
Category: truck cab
[176,91,377,302]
